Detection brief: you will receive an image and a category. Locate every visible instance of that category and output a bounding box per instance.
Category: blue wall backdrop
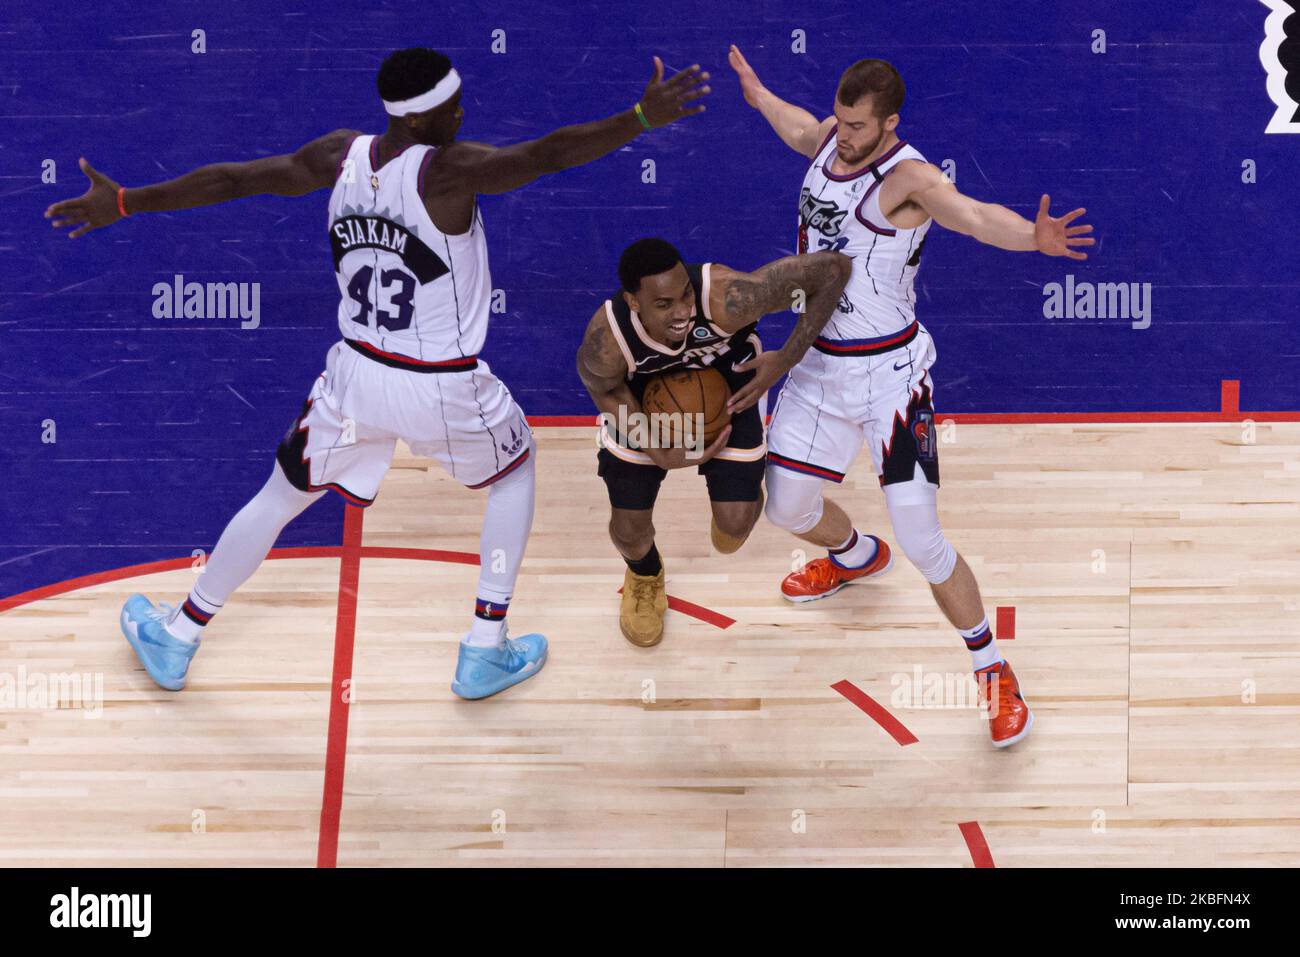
[3,0,1298,598]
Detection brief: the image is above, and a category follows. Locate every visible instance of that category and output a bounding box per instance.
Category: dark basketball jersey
[602,263,761,402]
[597,262,766,462]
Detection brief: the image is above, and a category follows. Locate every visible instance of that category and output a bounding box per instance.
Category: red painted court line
[525,408,1300,429]
[527,415,600,427]
[359,545,478,566]
[0,537,741,862]
[1220,379,1240,415]
[959,821,995,868]
[996,606,1016,640]
[0,547,341,614]
[667,595,734,629]
[922,410,1293,423]
[316,504,365,869]
[0,545,489,613]
[830,679,918,746]
[615,587,735,629]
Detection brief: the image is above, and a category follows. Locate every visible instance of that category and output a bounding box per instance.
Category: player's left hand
[45,158,123,238]
[727,351,789,414]
[1034,194,1094,260]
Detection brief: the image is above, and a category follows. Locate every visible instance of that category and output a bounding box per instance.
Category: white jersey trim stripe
[855,175,898,236]
[700,262,714,321]
[629,308,687,356]
[604,300,638,373]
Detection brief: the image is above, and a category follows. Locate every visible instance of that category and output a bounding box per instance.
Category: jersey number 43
[347,265,416,332]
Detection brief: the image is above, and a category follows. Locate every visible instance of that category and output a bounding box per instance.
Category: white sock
[163,594,218,644]
[165,463,322,641]
[829,529,878,569]
[464,617,507,648]
[463,445,536,649]
[959,616,1003,671]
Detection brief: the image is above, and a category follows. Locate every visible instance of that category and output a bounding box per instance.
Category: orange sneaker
[780,537,894,603]
[977,659,1033,748]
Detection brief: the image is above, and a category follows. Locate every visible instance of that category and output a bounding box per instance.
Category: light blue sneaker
[451,632,548,700]
[119,594,200,691]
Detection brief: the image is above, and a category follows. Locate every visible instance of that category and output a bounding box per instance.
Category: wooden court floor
[2,420,1299,866]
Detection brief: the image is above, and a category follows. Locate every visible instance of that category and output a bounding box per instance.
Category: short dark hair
[618,238,683,294]
[836,59,905,118]
[377,48,453,103]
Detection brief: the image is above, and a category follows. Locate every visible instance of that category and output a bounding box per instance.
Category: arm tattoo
[576,310,628,396]
[722,252,850,364]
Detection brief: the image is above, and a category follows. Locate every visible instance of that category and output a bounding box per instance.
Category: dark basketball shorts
[596,403,766,511]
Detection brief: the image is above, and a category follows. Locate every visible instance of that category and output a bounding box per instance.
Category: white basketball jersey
[797,131,932,340]
[328,134,492,360]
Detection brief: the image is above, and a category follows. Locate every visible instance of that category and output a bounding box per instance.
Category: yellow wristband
[634,101,652,131]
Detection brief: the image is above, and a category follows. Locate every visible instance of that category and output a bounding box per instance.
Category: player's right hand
[44,158,123,238]
[645,424,732,470]
[1033,194,1094,261]
[727,45,766,108]
[638,56,710,127]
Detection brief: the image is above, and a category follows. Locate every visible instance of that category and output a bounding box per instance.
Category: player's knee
[711,500,760,553]
[763,469,824,534]
[269,461,326,510]
[888,502,957,585]
[609,511,654,554]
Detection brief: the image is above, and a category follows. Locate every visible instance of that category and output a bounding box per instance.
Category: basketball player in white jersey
[45,47,711,699]
[727,47,1094,747]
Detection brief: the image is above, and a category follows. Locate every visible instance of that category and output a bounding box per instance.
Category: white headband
[383,69,461,116]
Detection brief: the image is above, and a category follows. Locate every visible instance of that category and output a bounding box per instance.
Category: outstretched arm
[728,44,835,158]
[44,129,357,238]
[432,57,709,197]
[709,251,853,412]
[889,160,1095,257]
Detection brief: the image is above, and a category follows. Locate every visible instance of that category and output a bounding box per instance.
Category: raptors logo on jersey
[329,134,492,361]
[768,131,941,495]
[797,130,932,341]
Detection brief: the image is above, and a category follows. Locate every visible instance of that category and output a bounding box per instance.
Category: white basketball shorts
[276,339,532,505]
[766,321,940,489]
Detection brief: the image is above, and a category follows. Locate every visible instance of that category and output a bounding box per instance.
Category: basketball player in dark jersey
[45,48,710,699]
[577,239,851,646]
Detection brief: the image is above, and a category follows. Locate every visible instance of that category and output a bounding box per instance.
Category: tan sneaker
[620,566,668,647]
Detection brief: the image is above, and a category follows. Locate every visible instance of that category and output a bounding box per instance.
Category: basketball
[640,367,732,446]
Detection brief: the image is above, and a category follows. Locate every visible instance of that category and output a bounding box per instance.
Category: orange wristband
[116,186,129,217]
